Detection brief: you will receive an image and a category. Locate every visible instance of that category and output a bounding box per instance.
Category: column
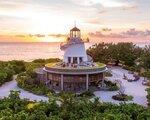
[70,31,71,37]
[77,57,80,64]
[101,73,105,87]
[86,74,89,90]
[79,32,81,38]
[71,57,73,64]
[45,72,48,86]
[70,31,72,37]
[61,74,64,91]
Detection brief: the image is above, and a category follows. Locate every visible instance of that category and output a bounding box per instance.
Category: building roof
[44,62,107,74]
[35,68,45,74]
[70,27,80,31]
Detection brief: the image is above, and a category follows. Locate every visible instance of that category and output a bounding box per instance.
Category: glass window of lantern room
[73,57,77,64]
[73,31,75,37]
[77,31,80,37]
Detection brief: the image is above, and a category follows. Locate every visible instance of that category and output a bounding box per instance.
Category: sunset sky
[0,0,150,43]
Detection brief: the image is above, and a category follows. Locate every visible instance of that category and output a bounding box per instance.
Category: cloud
[99,10,107,14]
[89,32,124,38]
[122,29,150,37]
[15,35,26,37]
[102,28,111,32]
[89,31,105,37]
[70,0,131,8]
[14,33,67,38]
[48,34,67,38]
[89,29,150,38]
[122,5,138,11]
[86,18,102,24]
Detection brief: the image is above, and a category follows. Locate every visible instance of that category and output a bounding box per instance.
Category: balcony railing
[60,38,89,50]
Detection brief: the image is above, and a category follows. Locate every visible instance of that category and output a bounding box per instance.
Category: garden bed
[146,88,150,106]
[104,80,119,91]
[112,94,133,101]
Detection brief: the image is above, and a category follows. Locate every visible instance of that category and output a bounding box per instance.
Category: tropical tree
[87,42,111,63]
[87,42,141,66]
[140,45,150,69]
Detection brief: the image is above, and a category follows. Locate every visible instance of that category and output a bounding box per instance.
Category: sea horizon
[0,41,149,61]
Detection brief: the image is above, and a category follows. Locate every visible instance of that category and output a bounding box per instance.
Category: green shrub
[112,94,133,101]
[146,88,150,106]
[109,86,119,91]
[0,91,149,120]
[105,71,113,77]
[78,90,94,98]
[104,80,119,91]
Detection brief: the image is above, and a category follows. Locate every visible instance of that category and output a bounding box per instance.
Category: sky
[0,0,150,43]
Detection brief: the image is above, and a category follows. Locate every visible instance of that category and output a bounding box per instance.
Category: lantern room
[70,27,81,38]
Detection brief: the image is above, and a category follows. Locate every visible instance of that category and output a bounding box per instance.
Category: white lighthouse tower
[60,26,88,65]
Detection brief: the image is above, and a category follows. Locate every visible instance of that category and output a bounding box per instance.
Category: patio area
[94,66,148,106]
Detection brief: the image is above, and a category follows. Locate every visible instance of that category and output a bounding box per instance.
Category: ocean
[0,42,149,61]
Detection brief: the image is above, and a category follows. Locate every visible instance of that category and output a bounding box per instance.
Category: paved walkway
[94,67,148,106]
[0,67,148,106]
[0,78,48,102]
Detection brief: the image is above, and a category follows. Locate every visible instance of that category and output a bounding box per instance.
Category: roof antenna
[74,20,76,27]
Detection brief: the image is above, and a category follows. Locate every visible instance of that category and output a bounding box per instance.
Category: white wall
[63,43,87,63]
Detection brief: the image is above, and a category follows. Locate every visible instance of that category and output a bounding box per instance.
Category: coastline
[0,42,150,61]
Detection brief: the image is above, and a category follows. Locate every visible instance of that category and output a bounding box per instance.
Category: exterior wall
[89,73,103,86]
[36,74,46,84]
[63,43,87,63]
[63,75,86,91]
[41,72,104,92]
[48,73,61,91]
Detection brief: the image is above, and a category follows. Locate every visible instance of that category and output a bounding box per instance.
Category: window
[73,57,77,64]
[48,74,52,80]
[68,57,71,63]
[79,57,83,63]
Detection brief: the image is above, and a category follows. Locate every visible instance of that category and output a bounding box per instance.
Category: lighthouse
[60,26,88,65]
[36,25,107,92]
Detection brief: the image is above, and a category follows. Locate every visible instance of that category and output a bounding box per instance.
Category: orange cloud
[89,28,150,38]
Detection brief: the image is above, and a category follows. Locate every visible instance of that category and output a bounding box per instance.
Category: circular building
[36,26,107,92]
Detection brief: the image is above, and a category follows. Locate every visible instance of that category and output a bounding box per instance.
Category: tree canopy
[0,91,149,120]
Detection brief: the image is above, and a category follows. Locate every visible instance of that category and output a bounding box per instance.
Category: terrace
[44,62,107,74]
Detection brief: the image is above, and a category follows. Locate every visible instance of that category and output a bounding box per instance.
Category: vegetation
[0,90,149,120]
[140,45,150,69]
[146,88,150,106]
[77,90,94,98]
[87,42,145,68]
[16,58,60,95]
[141,70,150,81]
[87,42,142,66]
[45,62,106,70]
[105,71,113,77]
[0,60,26,85]
[104,80,119,91]
[112,94,133,101]
[87,42,150,105]
[32,58,61,64]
